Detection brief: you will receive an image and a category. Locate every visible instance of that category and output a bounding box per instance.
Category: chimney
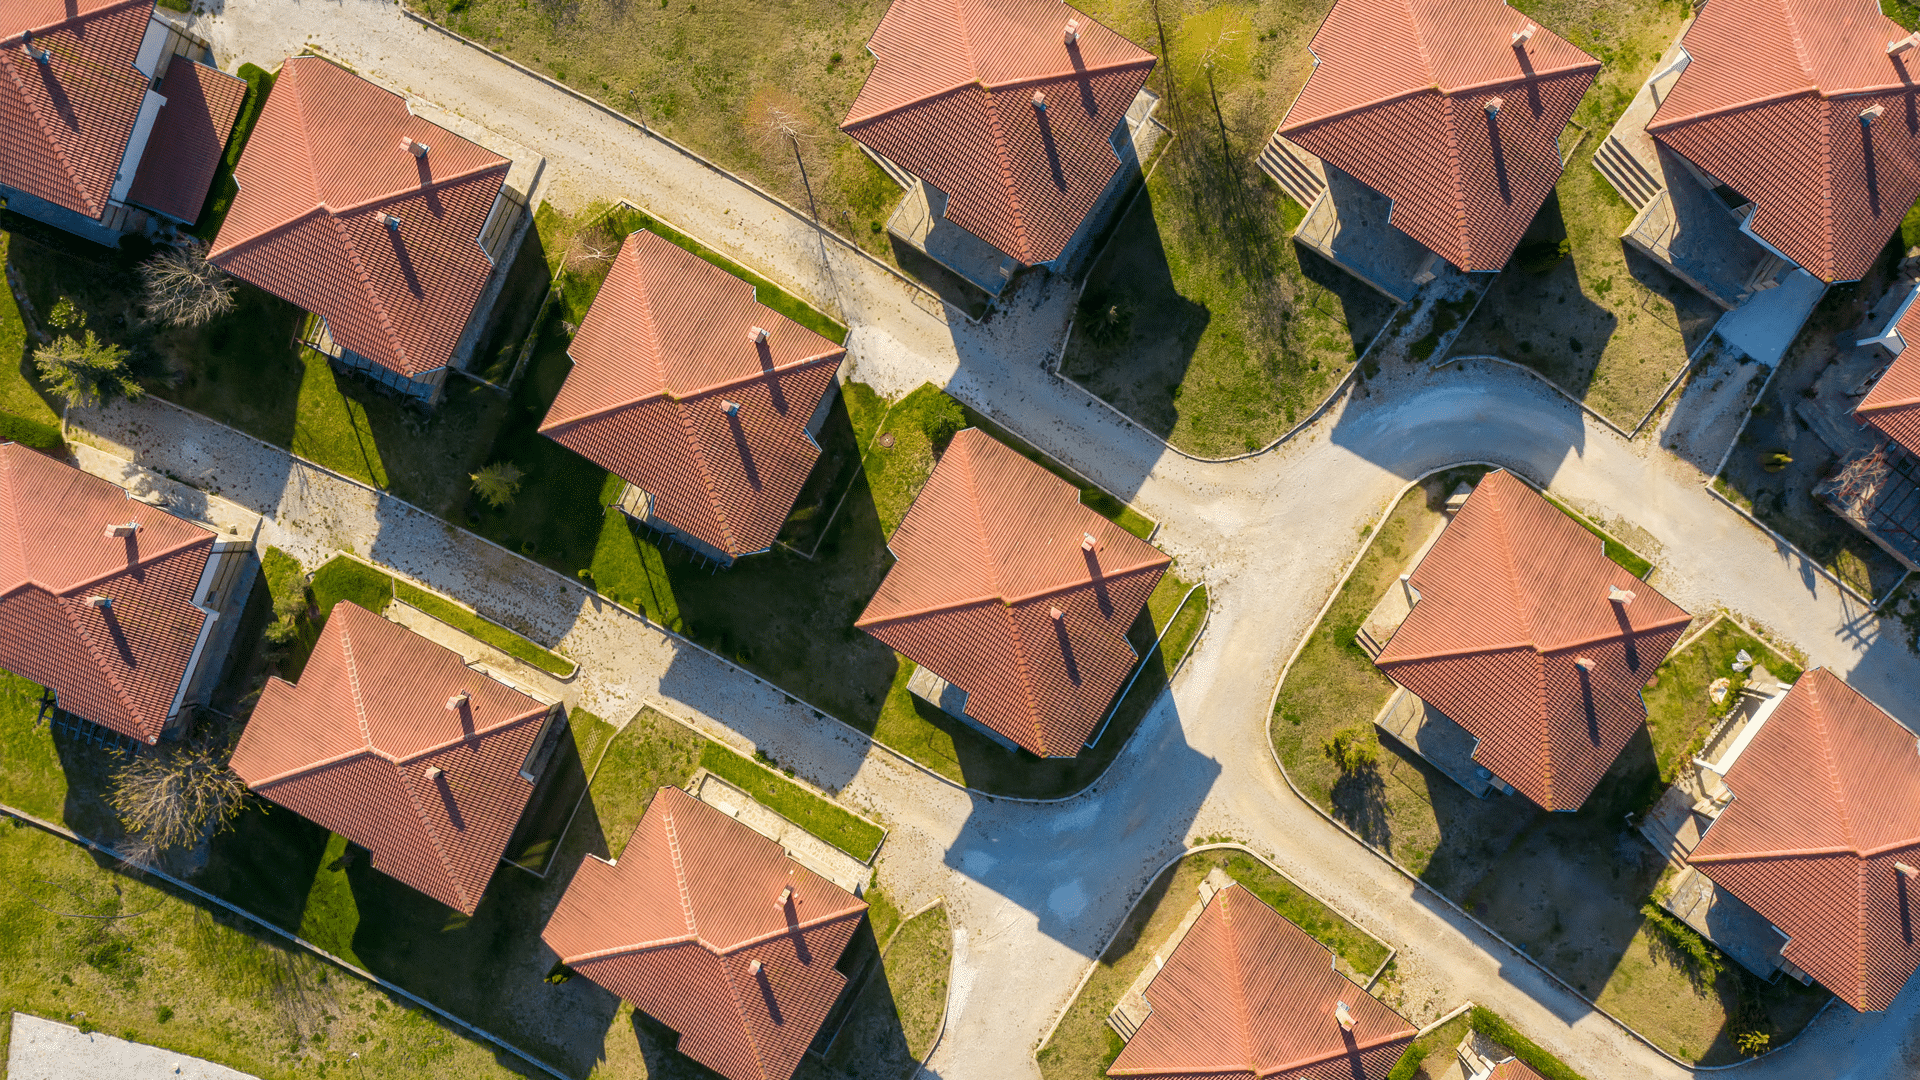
[1335,1000,1355,1031]
[22,31,50,65]
[1512,23,1537,46]
[722,400,742,416]
[1032,90,1047,111]
[748,326,770,344]
[1484,96,1504,117]
[424,765,443,781]
[1608,585,1636,605]
[104,521,140,538]
[84,596,112,609]
[1050,606,1064,620]
[446,692,470,712]
[379,212,401,231]
[1863,104,1887,125]
[1898,862,1920,879]
[1574,657,1596,672]
[402,136,430,158]
[1081,532,1097,551]
[1891,33,1918,56]
[749,959,764,975]
[775,885,793,908]
[1064,18,1080,45]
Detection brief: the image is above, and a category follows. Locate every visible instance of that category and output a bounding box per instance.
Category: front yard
[1059,2,1395,457]
[1268,473,1828,1064]
[1037,846,1391,1080]
[1446,0,1718,431]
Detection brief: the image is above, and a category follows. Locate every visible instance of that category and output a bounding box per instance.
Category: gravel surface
[123,6,1920,1079]
[6,1012,260,1080]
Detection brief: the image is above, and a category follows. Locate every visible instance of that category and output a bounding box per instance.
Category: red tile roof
[840,0,1155,265]
[1489,1060,1547,1080]
[126,60,246,224]
[1859,296,1920,449]
[1646,0,1920,283]
[230,601,551,914]
[1374,470,1692,811]
[0,442,214,744]
[1108,884,1415,1079]
[539,230,845,559]
[208,56,509,379]
[1277,0,1598,272]
[542,786,868,1080]
[0,0,153,221]
[1689,669,1920,1012]
[857,428,1169,757]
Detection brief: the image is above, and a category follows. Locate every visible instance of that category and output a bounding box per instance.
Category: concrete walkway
[103,4,1920,1079]
[6,1013,261,1080]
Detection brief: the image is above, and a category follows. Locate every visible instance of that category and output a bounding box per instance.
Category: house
[1106,882,1416,1079]
[539,229,846,565]
[1261,0,1598,300]
[856,428,1169,758]
[209,56,532,402]
[841,0,1158,297]
[230,600,562,914]
[541,786,868,1080]
[2,1,246,244]
[1598,0,1917,320]
[1813,286,1920,571]
[1681,669,1920,1012]
[1369,470,1692,812]
[0,442,253,744]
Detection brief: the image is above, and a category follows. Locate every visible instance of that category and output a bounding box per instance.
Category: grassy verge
[1641,618,1801,784]
[1386,1009,1471,1080]
[699,741,885,861]
[1448,0,1717,430]
[0,231,64,449]
[1468,1008,1586,1080]
[808,901,952,1080]
[1058,3,1394,456]
[300,555,576,676]
[1271,472,1828,1063]
[192,63,275,242]
[1038,847,1388,1080]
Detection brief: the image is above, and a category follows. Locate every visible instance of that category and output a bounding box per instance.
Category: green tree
[471,461,525,508]
[35,331,142,409]
[1322,726,1380,774]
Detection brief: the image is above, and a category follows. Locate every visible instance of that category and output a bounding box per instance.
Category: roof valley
[1217,890,1258,1071]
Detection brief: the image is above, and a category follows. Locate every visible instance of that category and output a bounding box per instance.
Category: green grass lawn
[1059,2,1396,457]
[1270,472,1827,1064]
[1038,847,1388,1080]
[1447,0,1720,430]
[1386,1009,1471,1080]
[0,232,64,449]
[1640,618,1802,786]
[699,742,885,861]
[306,554,578,676]
[800,901,952,1080]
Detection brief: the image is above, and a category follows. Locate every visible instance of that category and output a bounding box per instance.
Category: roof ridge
[327,214,409,370]
[1775,0,1817,85]
[7,0,148,39]
[396,757,474,913]
[977,89,1032,260]
[671,399,739,554]
[1401,0,1437,86]
[322,159,510,218]
[1807,679,1858,849]
[0,450,25,595]
[1216,889,1257,1071]
[842,59,1155,128]
[339,618,373,747]
[1816,97,1836,279]
[1644,87,1815,131]
[52,533,214,599]
[952,438,1049,749]
[0,49,98,217]
[1439,90,1471,268]
[664,811,698,935]
[998,594,1049,754]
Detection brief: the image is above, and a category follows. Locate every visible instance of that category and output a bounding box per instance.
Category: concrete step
[1592,136,1660,210]
[1257,134,1326,209]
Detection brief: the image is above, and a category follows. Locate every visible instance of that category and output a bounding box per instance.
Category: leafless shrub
[108,733,248,866]
[139,241,237,328]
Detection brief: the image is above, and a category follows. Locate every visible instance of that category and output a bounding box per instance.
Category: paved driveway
[136,5,1920,1078]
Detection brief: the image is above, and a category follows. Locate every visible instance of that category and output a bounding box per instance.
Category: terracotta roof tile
[542,787,867,1080]
[126,59,247,224]
[539,231,845,558]
[1374,470,1691,811]
[1489,1059,1547,1080]
[208,56,508,378]
[230,601,551,914]
[0,0,153,221]
[1278,0,1598,272]
[0,443,213,743]
[1689,669,1920,1011]
[1108,885,1415,1079]
[841,0,1155,265]
[857,429,1169,757]
[1859,294,1920,448]
[1646,0,1920,283]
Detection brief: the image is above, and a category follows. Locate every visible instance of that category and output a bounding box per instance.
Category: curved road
[185,5,1920,1078]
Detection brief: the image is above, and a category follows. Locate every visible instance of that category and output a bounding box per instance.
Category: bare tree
[35,331,142,409]
[139,240,237,328]
[108,734,248,866]
[763,105,823,224]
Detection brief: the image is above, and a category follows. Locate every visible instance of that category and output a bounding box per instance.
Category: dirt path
[150,6,1920,1079]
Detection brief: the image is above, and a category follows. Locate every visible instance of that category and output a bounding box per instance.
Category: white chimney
[446,692,470,712]
[1574,657,1596,672]
[1050,606,1064,620]
[722,400,741,416]
[425,765,443,781]
[1033,90,1047,110]
[1081,532,1097,551]
[104,521,140,538]
[402,136,430,157]
[1485,96,1504,117]
[1898,862,1920,879]
[378,212,401,231]
[1863,104,1887,124]
[1512,23,1537,46]
[1891,33,1918,56]
[1608,586,1636,605]
[1335,1000,1354,1030]
[748,326,770,344]
[1064,18,1080,44]
[775,885,793,908]
[22,31,50,65]
[84,596,112,609]
[749,959,764,975]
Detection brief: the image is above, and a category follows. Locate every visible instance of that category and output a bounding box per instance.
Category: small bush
[924,395,967,451]
[1076,289,1134,348]
[1322,726,1380,774]
[471,461,526,507]
[46,296,85,331]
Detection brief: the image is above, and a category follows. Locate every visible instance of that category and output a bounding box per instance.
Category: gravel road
[6,1012,261,1080]
[112,5,1920,1079]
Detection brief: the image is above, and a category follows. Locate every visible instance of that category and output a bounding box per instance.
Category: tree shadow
[1329,763,1391,849]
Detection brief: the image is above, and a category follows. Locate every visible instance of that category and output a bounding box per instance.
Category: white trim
[109,89,168,205]
[1857,281,1920,353]
[134,16,169,78]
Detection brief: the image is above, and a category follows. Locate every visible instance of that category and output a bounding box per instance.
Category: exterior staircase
[1592,135,1662,210]
[1257,133,1327,209]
